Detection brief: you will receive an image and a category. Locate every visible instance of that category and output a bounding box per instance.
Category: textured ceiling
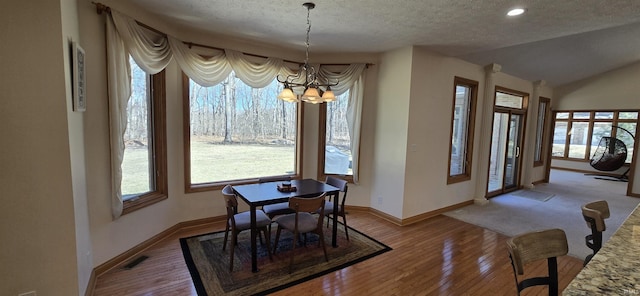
[127,0,640,86]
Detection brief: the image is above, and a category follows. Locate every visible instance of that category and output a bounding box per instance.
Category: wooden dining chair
[319,176,349,240]
[582,200,610,265]
[221,184,272,271]
[506,228,568,296]
[273,193,328,273]
[260,176,296,219]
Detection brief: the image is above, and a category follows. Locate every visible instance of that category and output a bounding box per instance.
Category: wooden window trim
[534,97,551,167]
[551,109,639,161]
[122,70,168,215]
[181,73,304,192]
[447,76,479,184]
[494,86,529,110]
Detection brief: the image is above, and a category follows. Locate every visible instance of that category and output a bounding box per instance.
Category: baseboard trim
[84,270,96,296]
[89,216,225,293]
[368,208,403,225]
[532,179,547,185]
[365,200,474,226]
[93,223,182,277]
[343,205,369,212]
[550,166,624,177]
[401,200,474,226]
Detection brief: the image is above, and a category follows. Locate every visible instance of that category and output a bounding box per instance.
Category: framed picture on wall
[72,41,86,112]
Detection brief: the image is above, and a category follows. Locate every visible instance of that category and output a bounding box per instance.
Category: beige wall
[0,1,80,295]
[370,46,414,217]
[554,62,640,194]
[403,48,485,218]
[62,0,93,294]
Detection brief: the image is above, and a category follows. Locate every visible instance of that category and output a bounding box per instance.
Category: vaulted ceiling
[127,0,640,87]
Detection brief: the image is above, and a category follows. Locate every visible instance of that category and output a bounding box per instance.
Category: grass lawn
[121,140,295,194]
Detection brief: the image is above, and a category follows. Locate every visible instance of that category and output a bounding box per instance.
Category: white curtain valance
[168,36,232,87]
[110,9,366,92]
[318,64,367,96]
[111,10,171,74]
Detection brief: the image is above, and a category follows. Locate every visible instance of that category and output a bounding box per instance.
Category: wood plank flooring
[92,211,584,295]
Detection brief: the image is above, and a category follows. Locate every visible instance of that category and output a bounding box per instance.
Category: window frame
[318,101,354,183]
[551,109,639,163]
[122,70,168,215]
[182,73,304,193]
[447,76,479,184]
[533,97,551,167]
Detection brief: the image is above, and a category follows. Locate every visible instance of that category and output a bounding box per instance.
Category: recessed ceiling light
[507,8,526,16]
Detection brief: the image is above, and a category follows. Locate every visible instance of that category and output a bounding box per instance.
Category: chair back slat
[507,228,568,275]
[289,193,326,213]
[326,176,347,191]
[221,184,238,221]
[582,200,609,232]
[325,176,348,206]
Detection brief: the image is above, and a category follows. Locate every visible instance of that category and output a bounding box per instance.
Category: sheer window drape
[106,9,367,218]
[318,65,367,184]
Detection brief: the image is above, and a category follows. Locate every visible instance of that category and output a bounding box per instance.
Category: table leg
[332,192,339,247]
[250,205,258,272]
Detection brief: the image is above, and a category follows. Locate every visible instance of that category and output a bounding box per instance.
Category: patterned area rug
[180,223,391,295]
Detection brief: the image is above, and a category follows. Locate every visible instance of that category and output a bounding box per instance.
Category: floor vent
[123,255,149,270]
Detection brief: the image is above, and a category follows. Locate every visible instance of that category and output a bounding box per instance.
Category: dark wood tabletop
[233,178,339,206]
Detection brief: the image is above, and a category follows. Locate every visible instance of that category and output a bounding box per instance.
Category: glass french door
[487,110,525,196]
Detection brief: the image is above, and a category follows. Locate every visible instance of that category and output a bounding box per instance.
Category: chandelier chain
[305,5,311,65]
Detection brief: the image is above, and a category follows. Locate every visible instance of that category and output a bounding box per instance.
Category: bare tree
[223,74,236,143]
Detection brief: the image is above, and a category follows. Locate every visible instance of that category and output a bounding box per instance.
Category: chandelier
[277,2,337,104]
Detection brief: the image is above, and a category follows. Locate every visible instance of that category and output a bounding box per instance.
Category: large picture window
[318,91,352,182]
[552,110,638,163]
[183,72,301,192]
[447,77,478,184]
[121,57,168,214]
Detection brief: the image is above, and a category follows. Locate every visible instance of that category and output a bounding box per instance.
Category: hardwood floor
[93,211,584,295]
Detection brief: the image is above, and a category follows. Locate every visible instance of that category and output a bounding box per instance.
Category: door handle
[515,146,520,158]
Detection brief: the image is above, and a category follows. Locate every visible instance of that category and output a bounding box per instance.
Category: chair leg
[548,257,559,296]
[508,254,522,296]
[289,230,298,274]
[342,214,349,241]
[584,253,594,266]
[273,226,282,254]
[229,231,236,271]
[318,231,328,262]
[263,228,273,261]
[223,223,230,250]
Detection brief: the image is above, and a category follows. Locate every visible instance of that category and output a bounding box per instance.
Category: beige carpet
[445,169,640,260]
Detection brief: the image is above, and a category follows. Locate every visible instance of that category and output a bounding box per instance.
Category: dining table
[232,178,341,272]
